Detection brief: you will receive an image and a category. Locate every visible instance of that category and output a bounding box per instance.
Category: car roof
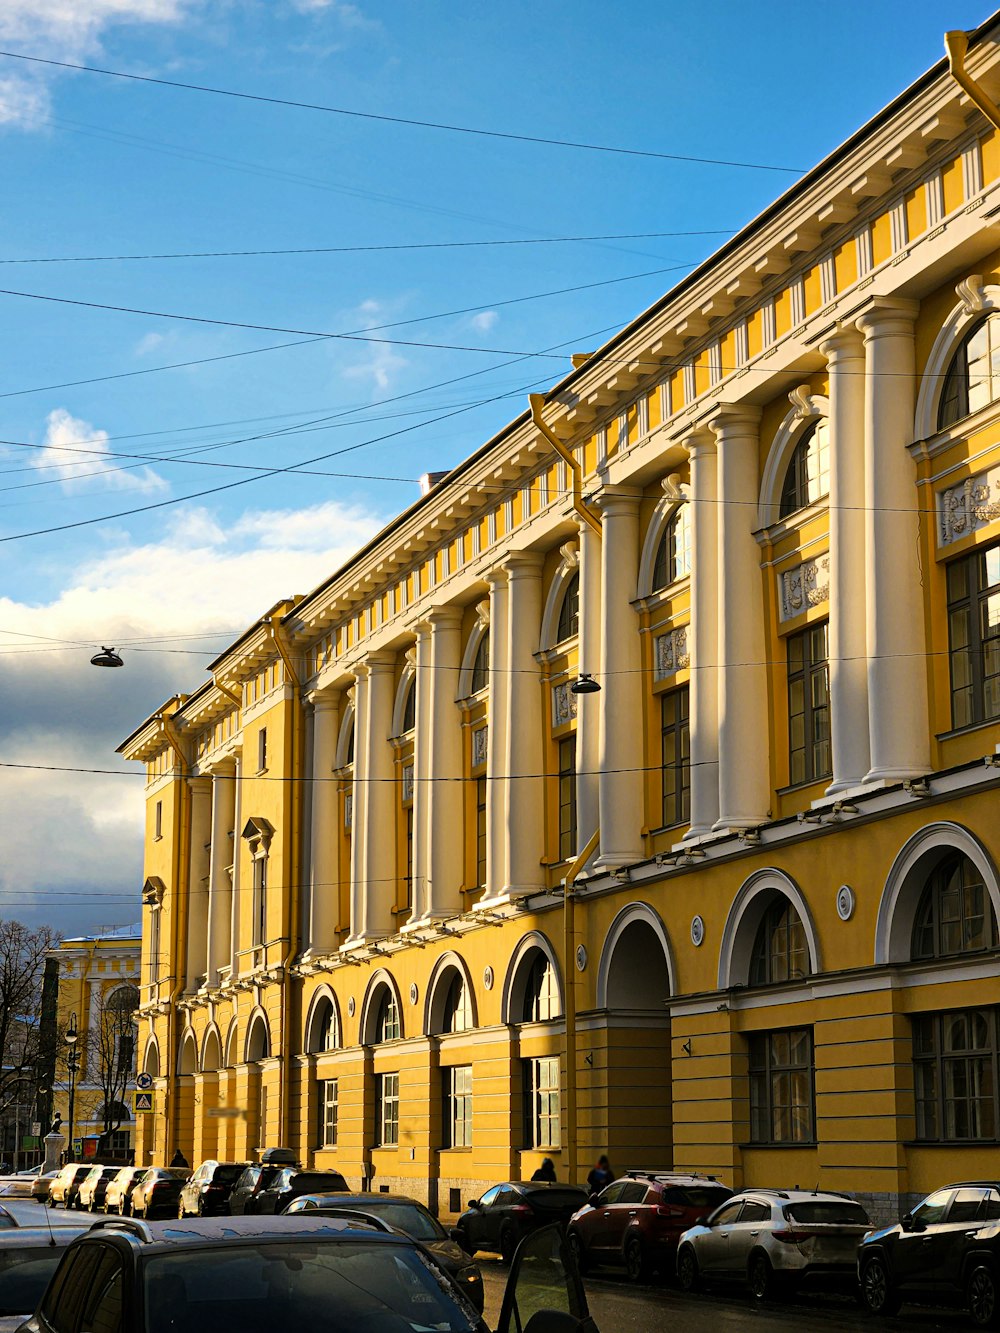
[296,1192,426,1207]
[85,1214,405,1252]
[0,1227,88,1248]
[731,1189,861,1203]
[621,1172,728,1187]
[509,1181,587,1191]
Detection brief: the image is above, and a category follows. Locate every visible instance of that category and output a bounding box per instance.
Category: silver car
[676,1188,871,1301]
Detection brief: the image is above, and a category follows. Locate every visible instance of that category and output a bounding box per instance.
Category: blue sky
[0,0,992,934]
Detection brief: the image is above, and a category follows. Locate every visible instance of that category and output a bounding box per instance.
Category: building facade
[121,20,1000,1222]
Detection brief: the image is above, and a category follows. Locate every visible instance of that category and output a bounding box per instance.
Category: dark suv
[454,1182,589,1264]
[568,1172,733,1281]
[177,1161,248,1218]
[858,1180,1000,1325]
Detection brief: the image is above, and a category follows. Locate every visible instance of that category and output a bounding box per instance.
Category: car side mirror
[695,1215,708,1226]
[902,1212,924,1233]
[588,1194,600,1207]
[468,1198,481,1210]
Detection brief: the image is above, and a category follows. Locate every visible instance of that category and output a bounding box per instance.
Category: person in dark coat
[169,1149,189,1168]
[530,1157,557,1182]
[586,1154,613,1194]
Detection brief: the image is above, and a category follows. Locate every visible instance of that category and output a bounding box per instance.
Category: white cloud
[0,493,388,930]
[31,407,167,495]
[341,298,409,394]
[134,331,167,358]
[470,310,499,333]
[0,0,193,131]
[287,0,380,29]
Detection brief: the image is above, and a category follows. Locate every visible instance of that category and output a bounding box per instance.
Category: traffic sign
[134,1091,154,1115]
[136,1073,154,1092]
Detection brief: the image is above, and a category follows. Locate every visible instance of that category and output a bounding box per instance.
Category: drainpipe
[562,826,600,1189]
[528,395,602,539]
[213,676,242,711]
[266,614,303,1152]
[946,29,1000,132]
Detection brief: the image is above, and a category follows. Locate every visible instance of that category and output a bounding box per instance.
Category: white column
[494,551,546,901]
[345,654,395,945]
[206,762,236,985]
[418,607,466,921]
[307,691,341,953]
[595,486,645,868]
[856,298,929,780]
[185,776,212,990]
[484,569,509,902]
[410,630,432,923]
[712,403,769,831]
[229,755,242,977]
[575,520,601,852]
[820,326,871,793]
[683,428,721,839]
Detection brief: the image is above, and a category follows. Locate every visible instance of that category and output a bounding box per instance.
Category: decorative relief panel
[654,626,689,680]
[344,792,353,829]
[402,764,414,803]
[779,554,830,622]
[552,682,578,728]
[472,725,488,768]
[938,467,1000,546]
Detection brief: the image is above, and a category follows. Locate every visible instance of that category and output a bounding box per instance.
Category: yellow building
[50,934,140,1159]
[121,20,1000,1224]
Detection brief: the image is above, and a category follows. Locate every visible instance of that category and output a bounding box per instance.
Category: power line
[0,50,803,174]
[0,231,733,266]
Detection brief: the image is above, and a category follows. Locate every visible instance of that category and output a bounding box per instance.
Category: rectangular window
[660,687,691,827]
[405,807,414,913]
[444,1065,473,1149]
[257,728,268,773]
[523,1056,560,1150]
[148,910,160,985]
[476,777,487,889]
[378,1072,399,1147]
[913,1008,999,1142]
[748,1028,815,1144]
[787,622,831,786]
[154,800,162,840]
[253,857,267,946]
[558,737,577,863]
[318,1079,339,1147]
[947,544,1000,730]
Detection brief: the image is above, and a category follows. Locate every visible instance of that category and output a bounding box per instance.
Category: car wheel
[860,1253,901,1316]
[567,1231,588,1277]
[676,1245,700,1293]
[624,1236,649,1284]
[177,1204,186,1219]
[499,1224,517,1265]
[968,1263,1000,1328]
[748,1251,777,1302]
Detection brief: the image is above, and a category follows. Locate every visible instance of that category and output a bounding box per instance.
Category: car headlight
[456,1265,481,1286]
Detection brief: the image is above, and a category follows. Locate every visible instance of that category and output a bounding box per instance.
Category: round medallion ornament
[409,982,419,1006]
[347,996,356,1018]
[836,884,856,922]
[690,915,705,947]
[575,944,587,972]
[483,965,494,991]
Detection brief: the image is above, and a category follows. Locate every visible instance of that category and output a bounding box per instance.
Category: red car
[568,1171,733,1281]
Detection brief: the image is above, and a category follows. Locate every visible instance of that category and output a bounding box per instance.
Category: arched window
[912,854,999,959]
[749,899,810,986]
[779,420,829,518]
[346,717,355,766]
[375,989,401,1043]
[652,505,691,591]
[442,973,472,1033]
[401,679,416,733]
[308,997,339,1053]
[939,314,1000,429]
[522,953,558,1022]
[471,632,489,694]
[556,573,580,642]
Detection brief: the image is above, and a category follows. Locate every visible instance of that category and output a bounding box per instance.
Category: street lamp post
[65,1013,79,1162]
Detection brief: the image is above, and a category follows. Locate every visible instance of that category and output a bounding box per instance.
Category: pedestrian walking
[170,1148,189,1168]
[586,1154,613,1194]
[530,1157,557,1182]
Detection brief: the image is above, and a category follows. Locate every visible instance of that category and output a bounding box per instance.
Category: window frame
[946,542,1000,731]
[778,419,830,519]
[938,313,1000,430]
[748,1027,816,1145]
[749,898,811,987]
[377,1071,400,1148]
[318,1077,339,1148]
[911,853,998,960]
[444,1065,473,1149]
[660,686,691,828]
[913,1008,1000,1144]
[523,1055,560,1150]
[557,735,577,863]
[556,572,580,643]
[787,620,831,788]
[652,504,692,591]
[375,990,401,1044]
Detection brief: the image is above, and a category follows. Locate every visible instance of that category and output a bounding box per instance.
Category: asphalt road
[479,1257,965,1332]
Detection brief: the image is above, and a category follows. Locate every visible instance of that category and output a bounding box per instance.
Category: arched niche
[637,484,690,599]
[718,867,821,990]
[502,932,563,1025]
[597,902,675,1008]
[425,952,478,1035]
[360,969,405,1046]
[914,277,1000,438]
[245,1009,271,1063]
[201,1026,222,1074]
[335,702,356,770]
[304,986,342,1053]
[757,387,829,528]
[177,1029,197,1077]
[875,821,1000,965]
[142,1037,160,1080]
[391,661,417,738]
[223,1020,239,1069]
[539,544,580,651]
[457,603,490,700]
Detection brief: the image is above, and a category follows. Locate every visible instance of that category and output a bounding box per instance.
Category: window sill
[776,776,832,797]
[935,718,1000,742]
[903,1138,1000,1148]
[739,1141,818,1149]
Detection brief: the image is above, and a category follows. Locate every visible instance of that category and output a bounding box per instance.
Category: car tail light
[205,1185,223,1193]
[511,1205,533,1216]
[772,1228,810,1243]
[655,1206,684,1218]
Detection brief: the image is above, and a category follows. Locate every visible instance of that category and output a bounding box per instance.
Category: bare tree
[90,985,139,1154]
[0,920,58,1116]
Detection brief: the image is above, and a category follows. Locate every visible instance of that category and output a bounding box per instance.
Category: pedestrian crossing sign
[134,1091,154,1114]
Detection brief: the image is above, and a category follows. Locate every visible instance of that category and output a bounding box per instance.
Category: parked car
[568,1171,734,1281]
[177,1161,248,1218]
[76,1166,120,1213]
[28,1173,59,1205]
[103,1167,146,1216]
[284,1190,485,1312]
[129,1168,190,1220]
[46,1165,91,1211]
[0,1178,37,1201]
[0,1226,88,1331]
[227,1147,299,1217]
[11,1214,596,1333]
[857,1180,1000,1324]
[676,1188,871,1300]
[250,1168,348,1215]
[454,1182,590,1264]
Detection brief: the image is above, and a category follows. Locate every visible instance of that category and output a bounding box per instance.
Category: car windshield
[0,1250,65,1316]
[785,1201,870,1226]
[142,1241,477,1332]
[213,1166,245,1184]
[350,1204,445,1242]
